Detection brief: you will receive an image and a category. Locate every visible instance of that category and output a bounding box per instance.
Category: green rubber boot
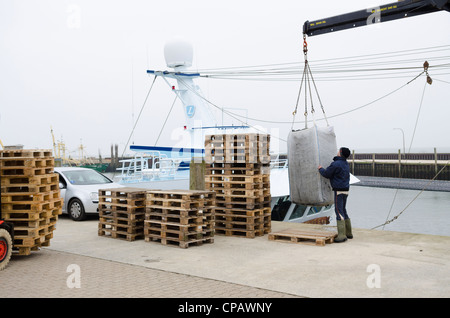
[345,218,353,239]
[334,220,347,243]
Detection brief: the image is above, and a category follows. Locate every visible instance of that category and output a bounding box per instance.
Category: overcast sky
[1,0,449,159]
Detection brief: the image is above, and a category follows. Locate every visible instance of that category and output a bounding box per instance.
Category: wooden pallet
[145,235,214,249]
[215,213,269,224]
[146,191,215,211]
[99,187,147,202]
[1,190,60,203]
[213,188,270,198]
[99,204,145,215]
[98,223,145,241]
[0,149,53,158]
[206,166,270,176]
[205,133,271,164]
[146,212,205,225]
[14,232,54,256]
[0,157,54,169]
[214,227,266,238]
[206,162,270,169]
[205,155,270,165]
[144,221,213,240]
[0,149,62,255]
[215,196,271,210]
[1,173,59,187]
[268,228,337,246]
[205,133,270,146]
[215,207,270,217]
[146,189,215,201]
[206,174,269,183]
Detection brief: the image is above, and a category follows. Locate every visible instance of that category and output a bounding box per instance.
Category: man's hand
[318,165,323,170]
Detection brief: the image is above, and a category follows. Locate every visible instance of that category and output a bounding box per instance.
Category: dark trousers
[334,192,349,221]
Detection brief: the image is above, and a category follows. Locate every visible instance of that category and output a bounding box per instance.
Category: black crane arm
[303,0,450,36]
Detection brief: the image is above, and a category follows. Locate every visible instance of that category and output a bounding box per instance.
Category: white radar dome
[164,39,193,69]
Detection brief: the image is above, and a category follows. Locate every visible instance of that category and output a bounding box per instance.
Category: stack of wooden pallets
[144,190,215,248]
[205,133,271,238]
[0,149,63,255]
[98,187,146,241]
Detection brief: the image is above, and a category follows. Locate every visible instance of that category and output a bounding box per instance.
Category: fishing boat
[114,39,353,224]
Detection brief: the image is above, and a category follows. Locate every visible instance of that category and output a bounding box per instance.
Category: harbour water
[346,186,450,237]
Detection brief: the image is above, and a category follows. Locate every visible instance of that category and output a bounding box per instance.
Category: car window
[307,206,323,215]
[271,196,291,221]
[289,204,307,220]
[57,173,67,188]
[62,170,112,185]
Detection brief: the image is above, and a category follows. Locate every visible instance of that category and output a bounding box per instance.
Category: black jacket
[319,156,350,191]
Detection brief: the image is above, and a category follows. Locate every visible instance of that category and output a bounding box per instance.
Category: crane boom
[303,0,450,36]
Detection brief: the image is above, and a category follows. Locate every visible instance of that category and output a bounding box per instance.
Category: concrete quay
[1,216,449,298]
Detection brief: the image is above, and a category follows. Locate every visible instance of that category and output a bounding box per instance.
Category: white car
[55,167,124,221]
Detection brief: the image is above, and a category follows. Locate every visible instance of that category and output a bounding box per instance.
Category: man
[318,147,353,243]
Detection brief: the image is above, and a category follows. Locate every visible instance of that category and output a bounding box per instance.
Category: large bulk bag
[287,125,337,206]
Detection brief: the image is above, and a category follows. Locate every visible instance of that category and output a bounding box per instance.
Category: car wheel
[0,228,13,271]
[69,198,86,221]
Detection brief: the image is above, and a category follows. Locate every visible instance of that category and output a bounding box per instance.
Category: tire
[68,198,86,221]
[0,228,13,271]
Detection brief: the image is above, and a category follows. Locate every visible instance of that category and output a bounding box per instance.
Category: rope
[434,78,450,85]
[381,80,428,229]
[372,160,450,230]
[373,64,438,230]
[409,81,428,153]
[154,95,178,146]
[194,44,450,73]
[175,77,288,143]
[221,70,428,125]
[120,75,158,159]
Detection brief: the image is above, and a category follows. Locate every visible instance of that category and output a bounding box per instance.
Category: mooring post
[372,153,375,176]
[351,149,355,175]
[434,147,438,175]
[189,157,206,190]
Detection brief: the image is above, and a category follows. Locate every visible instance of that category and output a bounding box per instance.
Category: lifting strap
[291,34,329,130]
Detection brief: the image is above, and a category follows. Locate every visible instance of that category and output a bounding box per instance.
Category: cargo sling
[288,36,337,206]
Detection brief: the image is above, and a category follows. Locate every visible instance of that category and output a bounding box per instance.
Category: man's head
[339,147,351,159]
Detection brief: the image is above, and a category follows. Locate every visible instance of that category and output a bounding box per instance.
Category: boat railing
[117,151,289,184]
[117,151,183,182]
[270,154,288,169]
